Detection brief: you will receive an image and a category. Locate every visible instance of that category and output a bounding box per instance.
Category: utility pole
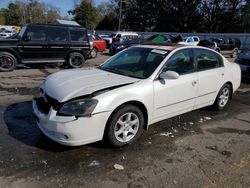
[118,0,123,31]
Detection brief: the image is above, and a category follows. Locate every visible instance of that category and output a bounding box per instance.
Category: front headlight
[58,99,98,117]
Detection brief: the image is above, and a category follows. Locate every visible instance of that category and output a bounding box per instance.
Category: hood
[44,68,140,102]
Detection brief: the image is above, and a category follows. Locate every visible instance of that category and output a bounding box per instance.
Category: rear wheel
[0,52,17,72]
[105,105,144,147]
[213,84,231,111]
[68,52,85,68]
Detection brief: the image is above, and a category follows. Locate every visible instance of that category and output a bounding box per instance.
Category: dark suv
[199,37,241,58]
[0,24,91,72]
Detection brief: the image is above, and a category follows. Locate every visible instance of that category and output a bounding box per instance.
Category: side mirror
[159,70,179,80]
[23,35,31,41]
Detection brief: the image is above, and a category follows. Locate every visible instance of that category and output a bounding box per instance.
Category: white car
[178,36,200,46]
[103,32,138,46]
[33,45,241,147]
[0,30,16,39]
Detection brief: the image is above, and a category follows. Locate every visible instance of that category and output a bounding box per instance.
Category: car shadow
[3,101,112,151]
[3,101,76,152]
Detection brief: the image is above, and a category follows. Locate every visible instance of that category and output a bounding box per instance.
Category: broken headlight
[58,99,98,117]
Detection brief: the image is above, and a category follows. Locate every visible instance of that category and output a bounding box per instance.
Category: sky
[0,0,109,16]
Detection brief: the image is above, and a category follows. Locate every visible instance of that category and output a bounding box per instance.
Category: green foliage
[71,0,101,30]
[0,9,6,25]
[2,0,61,26]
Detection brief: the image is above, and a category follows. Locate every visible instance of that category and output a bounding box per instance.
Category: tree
[4,3,22,25]
[71,0,101,30]
[96,12,118,30]
[0,9,6,25]
[2,0,61,26]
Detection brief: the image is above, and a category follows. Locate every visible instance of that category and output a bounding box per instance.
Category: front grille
[35,94,61,114]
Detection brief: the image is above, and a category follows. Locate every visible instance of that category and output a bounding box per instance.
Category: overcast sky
[0,0,109,16]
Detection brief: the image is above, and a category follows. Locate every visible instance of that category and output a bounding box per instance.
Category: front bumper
[32,100,111,146]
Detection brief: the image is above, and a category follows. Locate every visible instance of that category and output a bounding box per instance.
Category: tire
[90,47,98,58]
[68,52,85,68]
[0,52,17,72]
[213,83,231,111]
[105,104,144,147]
[231,49,238,58]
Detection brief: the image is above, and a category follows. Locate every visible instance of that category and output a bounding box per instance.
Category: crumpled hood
[44,68,139,102]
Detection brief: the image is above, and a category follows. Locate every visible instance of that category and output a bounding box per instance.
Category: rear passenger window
[48,28,68,42]
[70,30,87,41]
[195,49,223,71]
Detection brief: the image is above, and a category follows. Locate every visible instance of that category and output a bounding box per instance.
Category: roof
[56,19,80,26]
[25,23,85,29]
[136,42,184,51]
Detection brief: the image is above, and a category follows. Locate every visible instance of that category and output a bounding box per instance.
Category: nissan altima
[33,45,241,147]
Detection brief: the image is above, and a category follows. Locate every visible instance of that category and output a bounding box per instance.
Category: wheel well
[233,48,239,52]
[0,49,21,63]
[93,46,99,52]
[225,81,233,99]
[106,101,149,130]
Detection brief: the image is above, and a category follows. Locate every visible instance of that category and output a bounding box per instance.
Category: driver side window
[163,49,194,75]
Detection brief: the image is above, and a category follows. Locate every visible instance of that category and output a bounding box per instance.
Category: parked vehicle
[178,36,200,46]
[88,34,106,58]
[0,30,16,39]
[0,24,91,72]
[103,32,138,48]
[198,40,218,51]
[236,49,250,78]
[109,35,170,55]
[99,34,109,40]
[109,37,144,55]
[209,38,241,58]
[33,44,241,147]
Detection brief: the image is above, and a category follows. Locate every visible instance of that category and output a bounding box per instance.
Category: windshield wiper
[99,66,128,77]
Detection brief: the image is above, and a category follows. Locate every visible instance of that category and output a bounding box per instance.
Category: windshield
[99,47,168,79]
[17,26,26,38]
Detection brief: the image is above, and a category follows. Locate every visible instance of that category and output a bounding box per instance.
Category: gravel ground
[0,53,250,188]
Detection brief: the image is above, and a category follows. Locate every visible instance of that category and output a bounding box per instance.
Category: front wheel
[68,52,85,68]
[213,84,231,111]
[90,47,98,58]
[0,52,17,72]
[105,105,144,147]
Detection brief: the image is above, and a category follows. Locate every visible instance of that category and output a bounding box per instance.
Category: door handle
[192,81,197,86]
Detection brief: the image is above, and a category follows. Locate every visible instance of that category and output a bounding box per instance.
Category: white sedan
[33,45,241,147]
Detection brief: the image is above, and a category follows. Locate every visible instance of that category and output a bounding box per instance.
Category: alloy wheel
[114,112,140,143]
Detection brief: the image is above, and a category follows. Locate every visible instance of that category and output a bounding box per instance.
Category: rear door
[20,25,50,62]
[47,27,70,61]
[69,29,90,57]
[153,49,198,121]
[194,49,225,109]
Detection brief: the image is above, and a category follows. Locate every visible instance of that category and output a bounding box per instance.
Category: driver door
[153,49,198,121]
